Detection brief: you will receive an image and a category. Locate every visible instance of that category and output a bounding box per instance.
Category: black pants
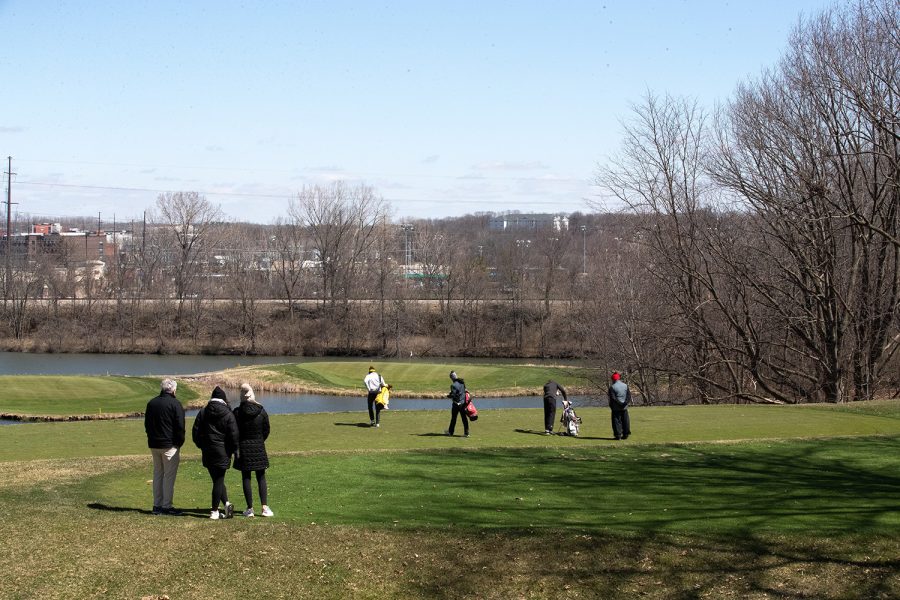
[448,402,469,435]
[543,398,556,432]
[207,466,229,510]
[242,469,268,508]
[611,409,631,439]
[367,391,378,422]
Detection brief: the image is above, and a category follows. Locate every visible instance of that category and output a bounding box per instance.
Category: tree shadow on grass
[312,436,900,537]
[346,437,900,598]
[87,503,210,519]
[401,528,900,600]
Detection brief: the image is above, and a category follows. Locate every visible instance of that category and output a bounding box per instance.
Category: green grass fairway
[229,359,587,396]
[81,436,899,536]
[2,400,898,599]
[2,401,898,461]
[0,375,200,418]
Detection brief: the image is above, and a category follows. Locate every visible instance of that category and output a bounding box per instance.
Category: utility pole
[580,225,587,275]
[4,156,17,307]
[400,223,414,281]
[5,156,16,256]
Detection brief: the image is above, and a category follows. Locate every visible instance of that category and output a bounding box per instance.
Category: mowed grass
[2,401,899,461]
[0,375,200,417]
[241,359,586,395]
[1,401,898,599]
[80,436,900,535]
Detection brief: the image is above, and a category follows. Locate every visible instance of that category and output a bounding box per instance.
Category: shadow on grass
[513,428,618,440]
[299,436,900,538]
[87,502,210,519]
[401,528,900,600]
[514,428,551,436]
[333,421,372,428]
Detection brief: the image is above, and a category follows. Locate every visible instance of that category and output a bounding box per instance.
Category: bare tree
[290,182,387,307]
[152,191,224,328]
[711,0,899,402]
[220,223,269,354]
[271,215,311,320]
[596,93,726,403]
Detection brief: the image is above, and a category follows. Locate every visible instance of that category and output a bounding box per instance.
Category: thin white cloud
[0,126,26,133]
[472,160,550,171]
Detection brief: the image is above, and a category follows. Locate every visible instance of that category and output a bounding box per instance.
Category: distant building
[488,213,569,232]
[0,223,118,262]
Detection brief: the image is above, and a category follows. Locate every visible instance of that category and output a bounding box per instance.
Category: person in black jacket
[542,380,568,435]
[144,378,185,516]
[232,383,274,518]
[193,386,240,520]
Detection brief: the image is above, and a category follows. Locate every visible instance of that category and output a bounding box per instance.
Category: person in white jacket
[363,366,386,427]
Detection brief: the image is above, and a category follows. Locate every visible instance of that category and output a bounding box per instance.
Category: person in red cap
[607,372,632,440]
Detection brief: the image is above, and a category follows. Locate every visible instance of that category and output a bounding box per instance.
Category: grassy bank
[199,359,591,397]
[0,375,200,420]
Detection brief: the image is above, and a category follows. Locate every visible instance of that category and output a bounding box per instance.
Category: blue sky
[1,0,836,224]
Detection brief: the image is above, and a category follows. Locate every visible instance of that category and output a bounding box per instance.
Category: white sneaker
[444,429,452,436]
[243,508,255,518]
[261,505,274,517]
[209,510,221,520]
[375,423,380,428]
[224,502,234,519]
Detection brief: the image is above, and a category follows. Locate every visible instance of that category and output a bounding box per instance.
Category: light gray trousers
[150,446,180,509]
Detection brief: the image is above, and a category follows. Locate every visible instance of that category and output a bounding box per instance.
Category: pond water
[186,390,588,416]
[1,394,591,425]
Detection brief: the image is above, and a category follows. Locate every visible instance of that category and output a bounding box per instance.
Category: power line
[15,179,600,207]
[15,157,593,184]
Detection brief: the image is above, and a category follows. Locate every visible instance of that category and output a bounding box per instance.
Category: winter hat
[240,382,258,404]
[611,372,621,382]
[368,366,376,373]
[210,386,228,401]
[449,371,458,381]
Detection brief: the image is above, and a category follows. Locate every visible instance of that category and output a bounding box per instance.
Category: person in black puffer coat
[232,383,273,518]
[192,386,239,520]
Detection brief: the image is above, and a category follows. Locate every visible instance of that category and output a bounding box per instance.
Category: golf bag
[560,400,581,436]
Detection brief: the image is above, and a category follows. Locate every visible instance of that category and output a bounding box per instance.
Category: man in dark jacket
[607,372,632,440]
[445,370,469,437]
[542,380,568,435]
[144,378,185,515]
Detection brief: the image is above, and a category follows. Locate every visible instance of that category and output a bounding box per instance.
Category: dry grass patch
[0,455,144,489]
[0,507,897,599]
